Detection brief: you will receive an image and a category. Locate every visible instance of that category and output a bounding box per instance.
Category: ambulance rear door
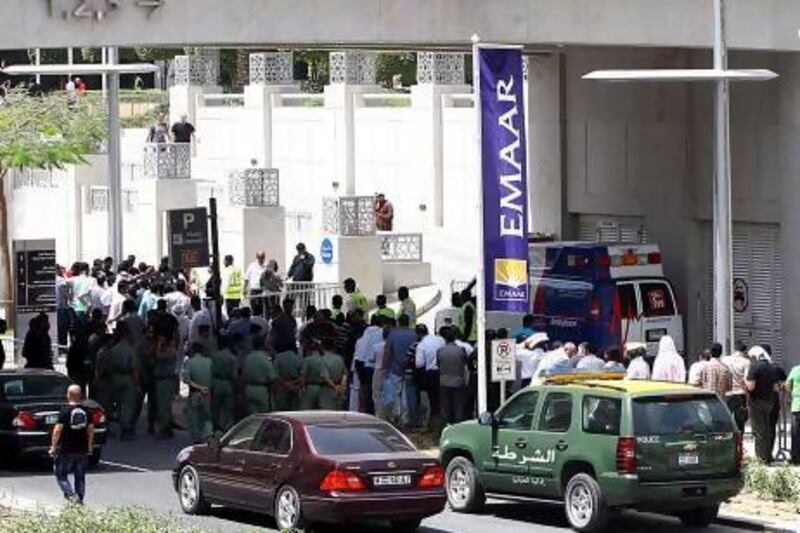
[635,278,684,355]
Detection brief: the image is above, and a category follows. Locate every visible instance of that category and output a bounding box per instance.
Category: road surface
[0,428,750,532]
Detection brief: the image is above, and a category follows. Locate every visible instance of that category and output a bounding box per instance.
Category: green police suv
[439,374,743,532]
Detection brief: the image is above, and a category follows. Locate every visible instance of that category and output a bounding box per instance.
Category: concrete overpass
[3,0,800,51]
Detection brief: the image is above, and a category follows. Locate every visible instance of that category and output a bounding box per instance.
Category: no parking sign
[491,339,516,382]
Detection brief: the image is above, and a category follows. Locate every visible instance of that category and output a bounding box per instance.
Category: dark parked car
[0,369,108,466]
[173,411,446,531]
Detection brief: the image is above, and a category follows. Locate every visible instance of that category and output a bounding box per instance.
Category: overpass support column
[411,53,470,228]
[324,51,380,196]
[244,52,301,167]
[525,53,566,239]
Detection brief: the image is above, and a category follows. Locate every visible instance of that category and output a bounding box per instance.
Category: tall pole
[713,0,734,353]
[472,34,488,415]
[209,198,223,331]
[106,46,124,261]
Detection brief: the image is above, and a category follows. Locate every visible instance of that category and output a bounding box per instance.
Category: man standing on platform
[244,251,267,304]
[374,193,394,231]
[171,114,196,144]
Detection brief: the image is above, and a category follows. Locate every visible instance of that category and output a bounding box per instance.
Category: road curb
[718,511,799,532]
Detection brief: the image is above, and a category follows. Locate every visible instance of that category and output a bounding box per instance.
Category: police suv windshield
[633,394,735,435]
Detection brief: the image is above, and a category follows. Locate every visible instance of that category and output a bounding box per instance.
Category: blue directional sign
[320,238,334,264]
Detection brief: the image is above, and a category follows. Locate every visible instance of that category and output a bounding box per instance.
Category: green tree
[376,52,417,89]
[0,89,106,308]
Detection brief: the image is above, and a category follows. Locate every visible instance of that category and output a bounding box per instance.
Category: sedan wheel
[178,465,209,515]
[275,485,304,530]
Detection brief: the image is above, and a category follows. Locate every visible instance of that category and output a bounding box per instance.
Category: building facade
[2,1,799,365]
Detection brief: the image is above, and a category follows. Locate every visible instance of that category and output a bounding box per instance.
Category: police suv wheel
[275,485,305,530]
[178,465,210,515]
[564,473,608,532]
[445,456,485,513]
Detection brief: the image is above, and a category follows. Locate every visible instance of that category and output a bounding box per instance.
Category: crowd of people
[16,250,800,466]
[18,248,482,445]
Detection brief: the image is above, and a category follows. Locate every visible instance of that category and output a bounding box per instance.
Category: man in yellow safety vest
[222,255,243,318]
[343,278,368,314]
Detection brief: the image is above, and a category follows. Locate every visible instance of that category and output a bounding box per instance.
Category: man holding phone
[49,384,94,503]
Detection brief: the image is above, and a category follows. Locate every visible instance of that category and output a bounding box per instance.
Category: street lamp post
[712,0,735,354]
[582,0,777,354]
[1,60,159,261]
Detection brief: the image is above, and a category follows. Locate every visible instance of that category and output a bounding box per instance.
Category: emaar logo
[494,258,528,302]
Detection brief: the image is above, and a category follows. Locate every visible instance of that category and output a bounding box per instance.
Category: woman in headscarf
[651,335,686,383]
[23,313,54,370]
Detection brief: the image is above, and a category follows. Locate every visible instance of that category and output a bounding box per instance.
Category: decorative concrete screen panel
[249,52,293,85]
[88,187,137,213]
[228,168,280,207]
[322,196,375,236]
[380,233,423,262]
[12,169,59,189]
[417,52,466,85]
[329,51,377,85]
[143,143,191,180]
[174,49,220,86]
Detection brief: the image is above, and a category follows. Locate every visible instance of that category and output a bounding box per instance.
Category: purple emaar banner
[478,47,529,313]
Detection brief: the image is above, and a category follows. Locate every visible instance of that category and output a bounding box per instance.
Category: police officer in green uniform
[273,346,303,411]
[319,335,348,411]
[152,343,177,439]
[107,323,140,440]
[300,327,325,410]
[211,345,239,431]
[182,342,214,444]
[241,335,277,415]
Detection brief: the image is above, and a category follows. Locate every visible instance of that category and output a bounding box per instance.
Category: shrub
[744,461,800,502]
[0,505,200,533]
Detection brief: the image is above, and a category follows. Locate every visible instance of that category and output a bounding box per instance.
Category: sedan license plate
[45,414,59,425]
[373,474,411,487]
[678,453,699,466]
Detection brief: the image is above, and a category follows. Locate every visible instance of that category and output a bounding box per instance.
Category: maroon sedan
[172,411,446,531]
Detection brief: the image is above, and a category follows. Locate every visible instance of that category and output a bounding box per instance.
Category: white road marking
[99,460,151,473]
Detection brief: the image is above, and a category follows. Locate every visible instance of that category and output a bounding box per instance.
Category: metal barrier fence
[248,282,342,321]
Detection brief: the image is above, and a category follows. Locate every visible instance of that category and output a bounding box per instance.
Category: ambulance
[528,242,684,355]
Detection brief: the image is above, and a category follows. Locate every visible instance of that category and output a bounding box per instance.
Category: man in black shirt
[747,346,780,463]
[171,114,196,144]
[50,385,94,503]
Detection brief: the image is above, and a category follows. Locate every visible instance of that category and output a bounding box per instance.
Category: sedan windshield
[307,422,415,455]
[1,375,69,400]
